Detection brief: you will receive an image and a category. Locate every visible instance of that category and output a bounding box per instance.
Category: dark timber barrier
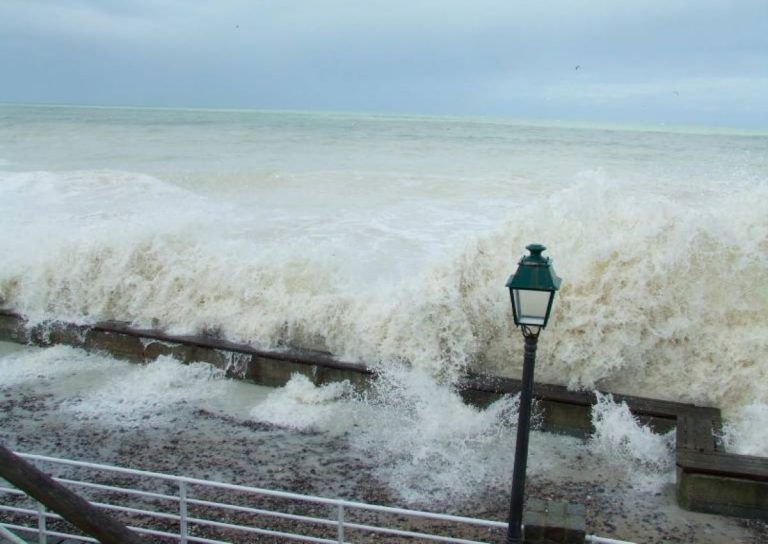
[0,308,765,521]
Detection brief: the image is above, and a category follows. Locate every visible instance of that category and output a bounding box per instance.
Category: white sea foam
[0,343,238,426]
[343,367,523,503]
[251,373,356,431]
[444,175,768,411]
[589,393,675,492]
[0,344,107,388]
[722,402,768,457]
[65,356,229,425]
[3,168,765,410]
[251,369,548,503]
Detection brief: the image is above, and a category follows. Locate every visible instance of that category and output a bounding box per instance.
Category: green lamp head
[505,244,562,330]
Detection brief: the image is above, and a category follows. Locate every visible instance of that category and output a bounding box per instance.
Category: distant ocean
[1,104,766,436]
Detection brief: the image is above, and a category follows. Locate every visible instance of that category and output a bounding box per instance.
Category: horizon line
[1,100,766,137]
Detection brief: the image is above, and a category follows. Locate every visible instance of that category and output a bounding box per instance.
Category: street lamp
[504,243,561,544]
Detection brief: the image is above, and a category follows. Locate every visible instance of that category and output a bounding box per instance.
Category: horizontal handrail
[56,477,180,502]
[0,505,50,518]
[0,486,25,497]
[182,517,339,543]
[586,536,637,544]
[90,500,181,521]
[186,497,340,526]
[18,452,508,529]
[339,521,489,544]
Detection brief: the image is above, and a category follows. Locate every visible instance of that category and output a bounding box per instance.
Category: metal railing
[0,452,633,544]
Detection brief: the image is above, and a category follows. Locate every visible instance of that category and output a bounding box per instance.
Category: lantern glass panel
[513,289,552,326]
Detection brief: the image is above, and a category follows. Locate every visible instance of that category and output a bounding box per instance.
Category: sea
[0,104,766,506]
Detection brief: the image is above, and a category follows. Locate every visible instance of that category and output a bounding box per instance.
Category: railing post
[36,502,46,544]
[179,480,188,544]
[336,504,345,543]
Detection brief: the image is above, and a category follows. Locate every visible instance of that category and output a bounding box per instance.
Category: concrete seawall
[0,308,765,520]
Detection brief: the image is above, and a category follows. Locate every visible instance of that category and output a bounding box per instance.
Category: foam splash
[250,368,524,504]
[721,402,768,457]
[66,356,229,425]
[0,344,106,387]
[0,344,234,426]
[441,176,768,410]
[251,373,356,431]
[1,134,767,416]
[348,368,523,504]
[589,393,675,491]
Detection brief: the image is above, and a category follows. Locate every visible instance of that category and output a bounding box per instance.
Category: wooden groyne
[0,308,765,521]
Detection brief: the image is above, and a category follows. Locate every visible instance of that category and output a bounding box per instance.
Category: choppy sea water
[0,105,766,459]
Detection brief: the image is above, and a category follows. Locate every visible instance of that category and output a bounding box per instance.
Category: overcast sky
[1,0,766,127]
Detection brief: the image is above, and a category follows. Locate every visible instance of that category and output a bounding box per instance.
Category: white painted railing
[0,452,634,544]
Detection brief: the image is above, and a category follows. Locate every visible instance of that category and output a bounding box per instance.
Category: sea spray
[445,176,768,411]
[721,402,768,457]
[589,392,675,492]
[252,373,356,431]
[2,169,766,413]
[0,344,238,427]
[66,356,230,426]
[0,343,107,388]
[250,368,527,503]
[346,365,524,504]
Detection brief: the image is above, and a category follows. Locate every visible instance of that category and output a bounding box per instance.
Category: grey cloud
[1,0,766,125]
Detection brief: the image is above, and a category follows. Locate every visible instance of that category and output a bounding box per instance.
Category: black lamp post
[504,243,561,544]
